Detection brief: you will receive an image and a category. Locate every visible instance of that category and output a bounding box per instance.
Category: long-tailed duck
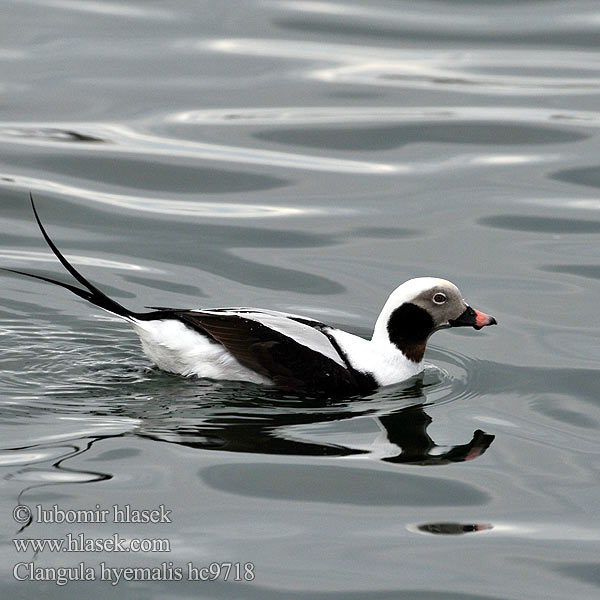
[3,196,496,396]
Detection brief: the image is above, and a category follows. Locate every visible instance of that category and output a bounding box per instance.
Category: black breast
[386,303,434,363]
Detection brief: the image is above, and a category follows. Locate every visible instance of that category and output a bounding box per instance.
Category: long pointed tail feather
[3,194,138,321]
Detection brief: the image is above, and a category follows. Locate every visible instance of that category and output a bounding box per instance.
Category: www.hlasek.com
[12,503,255,586]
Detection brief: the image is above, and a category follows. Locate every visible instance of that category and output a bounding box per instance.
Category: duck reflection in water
[9,378,495,536]
[133,378,495,466]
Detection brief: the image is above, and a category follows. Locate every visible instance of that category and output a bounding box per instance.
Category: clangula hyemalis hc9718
[4,195,497,396]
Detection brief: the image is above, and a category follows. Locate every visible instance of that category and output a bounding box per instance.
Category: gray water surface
[1,1,599,598]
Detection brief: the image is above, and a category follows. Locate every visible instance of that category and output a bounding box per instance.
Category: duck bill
[449,306,497,331]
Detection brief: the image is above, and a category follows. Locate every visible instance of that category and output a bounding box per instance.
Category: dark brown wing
[174,311,373,396]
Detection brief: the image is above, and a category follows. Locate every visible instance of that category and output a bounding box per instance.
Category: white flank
[131,319,271,385]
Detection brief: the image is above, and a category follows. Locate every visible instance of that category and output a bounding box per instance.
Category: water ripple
[199,38,600,95]
[0,174,346,219]
[0,122,396,174]
[168,105,600,127]
[8,467,107,483]
[0,249,157,272]
[269,0,600,38]
[478,214,600,234]
[0,445,75,466]
[20,0,174,19]
[267,1,486,27]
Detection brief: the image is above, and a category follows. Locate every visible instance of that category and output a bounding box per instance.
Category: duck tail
[2,194,138,321]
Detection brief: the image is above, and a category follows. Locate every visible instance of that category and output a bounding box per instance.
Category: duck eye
[433,293,447,304]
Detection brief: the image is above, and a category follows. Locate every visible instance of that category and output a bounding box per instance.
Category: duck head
[372,277,497,363]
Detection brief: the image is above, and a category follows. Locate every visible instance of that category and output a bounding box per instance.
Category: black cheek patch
[387,303,434,361]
